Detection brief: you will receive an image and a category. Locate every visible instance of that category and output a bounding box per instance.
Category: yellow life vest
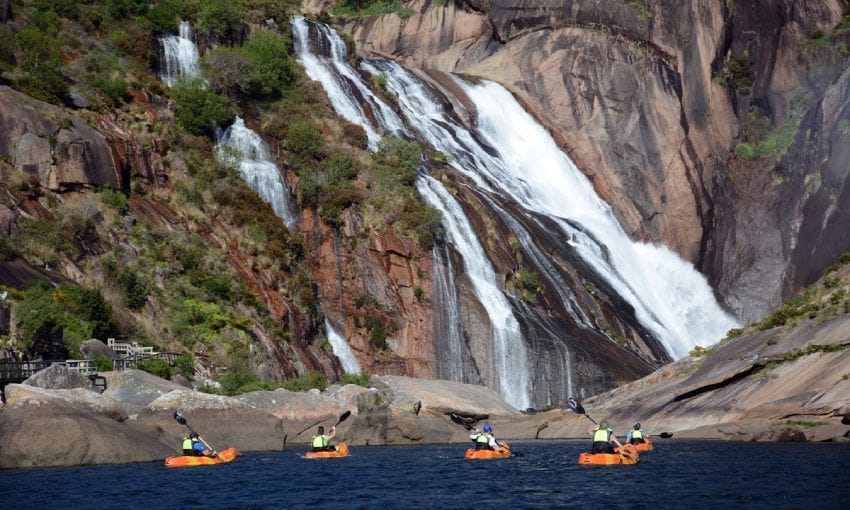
[632,430,643,439]
[593,428,611,442]
[476,433,493,444]
[182,437,193,450]
[312,435,329,448]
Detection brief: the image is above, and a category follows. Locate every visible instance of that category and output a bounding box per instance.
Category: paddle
[174,411,219,458]
[448,414,522,456]
[567,398,674,439]
[567,397,597,425]
[296,410,353,437]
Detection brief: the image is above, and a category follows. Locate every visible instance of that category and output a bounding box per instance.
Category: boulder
[23,363,93,390]
[144,389,284,452]
[236,388,346,422]
[100,370,184,415]
[3,383,127,421]
[0,398,171,469]
[371,375,520,417]
[80,339,119,360]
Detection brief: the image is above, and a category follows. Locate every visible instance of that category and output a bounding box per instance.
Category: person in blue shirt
[469,424,499,450]
[626,423,648,445]
[182,433,216,457]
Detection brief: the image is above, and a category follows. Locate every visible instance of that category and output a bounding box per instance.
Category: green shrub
[13,283,118,358]
[397,6,415,18]
[244,29,296,96]
[118,268,149,309]
[137,357,173,379]
[413,286,423,302]
[172,353,195,379]
[170,78,232,135]
[14,27,68,104]
[0,237,16,261]
[187,0,244,41]
[147,0,185,34]
[100,188,129,211]
[288,122,323,160]
[202,47,256,98]
[735,142,756,160]
[340,372,371,387]
[93,354,114,372]
[282,371,328,391]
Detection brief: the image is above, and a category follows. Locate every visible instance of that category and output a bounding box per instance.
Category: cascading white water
[432,244,467,383]
[291,16,404,149]
[417,176,531,409]
[293,18,533,408]
[369,61,738,359]
[325,319,362,374]
[216,117,297,228]
[160,21,200,86]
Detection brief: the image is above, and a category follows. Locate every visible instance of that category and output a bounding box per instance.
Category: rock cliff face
[339,0,850,323]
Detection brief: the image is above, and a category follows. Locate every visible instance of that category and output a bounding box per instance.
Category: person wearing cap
[469,424,499,451]
[589,420,623,454]
[311,425,337,452]
[627,423,648,445]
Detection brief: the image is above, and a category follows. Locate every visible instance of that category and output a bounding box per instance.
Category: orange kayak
[629,438,653,452]
[304,442,349,459]
[465,443,511,459]
[578,446,639,465]
[165,447,238,468]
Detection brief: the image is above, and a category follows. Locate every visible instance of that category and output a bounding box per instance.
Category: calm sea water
[2,440,849,509]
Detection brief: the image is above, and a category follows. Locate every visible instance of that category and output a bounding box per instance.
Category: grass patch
[784,419,827,427]
[340,372,372,387]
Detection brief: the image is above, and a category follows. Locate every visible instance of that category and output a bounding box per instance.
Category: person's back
[590,421,621,454]
[470,424,497,450]
[311,425,336,452]
[627,423,647,445]
[181,436,195,456]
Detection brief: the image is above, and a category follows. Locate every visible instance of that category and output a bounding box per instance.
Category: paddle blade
[174,411,187,426]
[658,432,673,439]
[336,410,351,426]
[449,413,473,430]
[567,397,586,415]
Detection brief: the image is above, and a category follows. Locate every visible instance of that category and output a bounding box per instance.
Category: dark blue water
[2,441,849,509]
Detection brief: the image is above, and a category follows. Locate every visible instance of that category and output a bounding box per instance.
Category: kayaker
[187,433,217,457]
[589,420,624,454]
[627,423,648,445]
[469,424,499,451]
[311,425,337,452]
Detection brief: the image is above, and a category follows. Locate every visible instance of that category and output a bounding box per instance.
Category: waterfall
[292,17,533,408]
[216,117,297,227]
[432,243,477,384]
[325,319,362,374]
[417,176,531,409]
[291,16,404,149]
[366,61,738,359]
[160,21,200,86]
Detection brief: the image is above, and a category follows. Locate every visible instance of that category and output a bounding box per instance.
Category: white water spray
[417,176,531,409]
[370,60,737,358]
[325,319,362,374]
[291,16,404,149]
[216,117,297,227]
[160,21,200,86]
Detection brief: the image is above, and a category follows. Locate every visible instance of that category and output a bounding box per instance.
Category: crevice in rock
[670,362,763,402]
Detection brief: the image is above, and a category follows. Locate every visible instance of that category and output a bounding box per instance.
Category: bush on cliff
[340,372,371,388]
[13,283,118,358]
[282,371,328,392]
[170,78,232,136]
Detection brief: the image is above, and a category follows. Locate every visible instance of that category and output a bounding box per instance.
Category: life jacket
[632,430,643,439]
[312,435,329,449]
[182,437,193,450]
[593,428,611,443]
[476,433,491,444]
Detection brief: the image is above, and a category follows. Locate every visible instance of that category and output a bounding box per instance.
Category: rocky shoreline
[3,333,849,470]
